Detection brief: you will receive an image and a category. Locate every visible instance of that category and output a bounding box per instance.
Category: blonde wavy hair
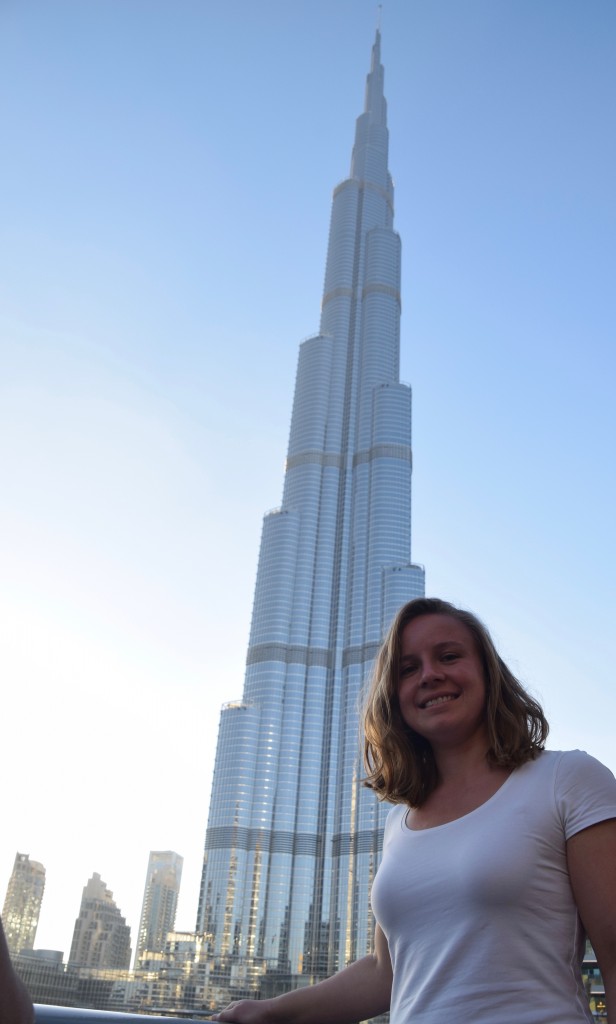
[363,597,549,807]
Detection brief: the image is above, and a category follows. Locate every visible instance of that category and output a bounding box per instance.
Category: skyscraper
[197,30,424,998]
[2,852,46,955]
[69,873,131,971]
[134,851,183,968]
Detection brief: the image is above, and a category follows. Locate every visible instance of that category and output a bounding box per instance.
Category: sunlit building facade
[2,852,46,955]
[69,873,131,971]
[134,850,183,968]
[197,31,424,997]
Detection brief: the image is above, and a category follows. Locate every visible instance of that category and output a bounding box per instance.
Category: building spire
[371,26,382,74]
[372,2,383,67]
[363,22,386,121]
[351,24,389,183]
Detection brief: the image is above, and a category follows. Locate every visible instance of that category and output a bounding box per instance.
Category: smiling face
[397,613,488,754]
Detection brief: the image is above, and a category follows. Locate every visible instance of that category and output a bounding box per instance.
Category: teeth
[424,695,455,708]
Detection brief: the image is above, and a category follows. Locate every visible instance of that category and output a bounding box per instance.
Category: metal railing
[35,1007,209,1023]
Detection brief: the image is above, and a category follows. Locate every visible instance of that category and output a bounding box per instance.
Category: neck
[432,736,492,786]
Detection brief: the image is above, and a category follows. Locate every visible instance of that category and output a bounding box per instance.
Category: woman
[214,597,616,1024]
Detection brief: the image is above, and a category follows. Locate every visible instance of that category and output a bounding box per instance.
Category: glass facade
[196,31,425,1000]
[2,852,46,955]
[135,851,183,968]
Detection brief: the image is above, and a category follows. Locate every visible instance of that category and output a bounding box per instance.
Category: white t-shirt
[371,750,616,1024]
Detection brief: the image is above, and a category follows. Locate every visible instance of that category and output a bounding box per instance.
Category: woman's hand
[210,925,391,1024]
[212,999,275,1024]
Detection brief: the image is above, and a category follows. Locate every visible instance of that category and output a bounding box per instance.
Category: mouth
[420,694,458,709]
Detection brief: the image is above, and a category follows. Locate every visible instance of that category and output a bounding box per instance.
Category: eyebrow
[400,639,466,662]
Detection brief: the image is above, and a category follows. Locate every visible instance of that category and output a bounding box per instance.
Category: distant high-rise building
[2,852,46,955]
[69,873,131,970]
[196,29,424,997]
[134,851,183,967]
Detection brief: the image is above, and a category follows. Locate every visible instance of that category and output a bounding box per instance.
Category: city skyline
[2,1,615,958]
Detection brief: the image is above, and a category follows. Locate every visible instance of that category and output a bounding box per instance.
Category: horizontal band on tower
[247,643,332,668]
[332,830,384,856]
[205,827,323,856]
[362,282,401,306]
[205,827,383,858]
[286,451,344,471]
[321,285,355,308]
[353,443,412,467]
[246,642,381,669]
[341,642,380,667]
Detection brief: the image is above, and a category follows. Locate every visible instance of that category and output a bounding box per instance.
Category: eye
[400,662,418,677]
[441,652,460,663]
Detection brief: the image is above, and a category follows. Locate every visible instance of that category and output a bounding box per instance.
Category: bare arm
[567,819,616,1024]
[212,923,392,1024]
[0,917,35,1024]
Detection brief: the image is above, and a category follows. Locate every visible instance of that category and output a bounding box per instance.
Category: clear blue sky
[2,0,615,957]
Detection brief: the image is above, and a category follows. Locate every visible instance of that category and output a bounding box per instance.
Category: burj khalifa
[197,29,425,1000]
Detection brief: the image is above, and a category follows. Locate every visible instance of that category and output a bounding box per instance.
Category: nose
[420,659,444,687]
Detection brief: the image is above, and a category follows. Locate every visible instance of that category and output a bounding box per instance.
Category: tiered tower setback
[69,873,131,971]
[197,31,424,995]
